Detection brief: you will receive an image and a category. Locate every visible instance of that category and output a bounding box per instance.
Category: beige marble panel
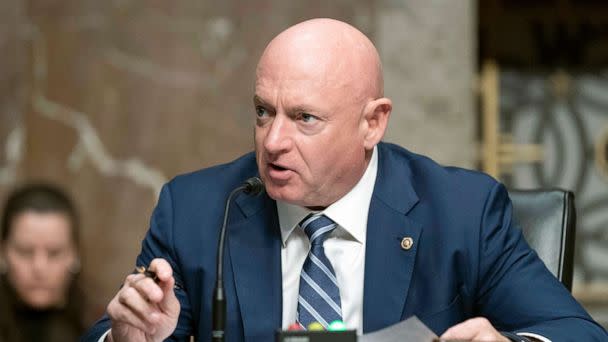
[0,0,26,191]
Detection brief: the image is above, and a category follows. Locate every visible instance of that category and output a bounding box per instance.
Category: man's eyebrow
[253,95,321,115]
[253,95,269,106]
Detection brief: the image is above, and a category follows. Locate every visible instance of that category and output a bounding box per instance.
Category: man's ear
[362,97,392,150]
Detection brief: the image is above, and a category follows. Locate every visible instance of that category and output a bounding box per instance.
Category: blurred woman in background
[0,184,85,341]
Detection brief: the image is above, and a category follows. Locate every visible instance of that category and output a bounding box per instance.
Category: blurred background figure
[0,184,85,341]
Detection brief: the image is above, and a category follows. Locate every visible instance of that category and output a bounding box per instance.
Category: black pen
[135,265,159,283]
[135,265,182,290]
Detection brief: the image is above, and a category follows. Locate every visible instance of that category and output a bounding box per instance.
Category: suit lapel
[229,193,282,341]
[363,143,422,333]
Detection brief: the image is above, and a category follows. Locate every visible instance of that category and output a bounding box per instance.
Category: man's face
[254,57,369,208]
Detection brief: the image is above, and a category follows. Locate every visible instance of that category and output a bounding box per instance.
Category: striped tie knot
[299,214,337,247]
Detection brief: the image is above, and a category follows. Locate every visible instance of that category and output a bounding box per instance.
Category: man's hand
[106,258,180,342]
[441,317,509,342]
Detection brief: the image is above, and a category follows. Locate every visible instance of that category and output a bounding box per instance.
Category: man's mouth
[266,162,294,181]
[269,163,288,171]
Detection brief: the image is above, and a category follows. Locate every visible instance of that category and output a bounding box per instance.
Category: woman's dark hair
[1,183,80,246]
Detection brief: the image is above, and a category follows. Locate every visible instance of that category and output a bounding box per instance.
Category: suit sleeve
[81,183,194,341]
[474,182,607,340]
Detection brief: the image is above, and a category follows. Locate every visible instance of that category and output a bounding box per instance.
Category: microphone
[212,177,265,341]
[242,176,265,196]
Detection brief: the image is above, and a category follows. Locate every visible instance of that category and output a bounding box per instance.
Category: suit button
[401,237,414,250]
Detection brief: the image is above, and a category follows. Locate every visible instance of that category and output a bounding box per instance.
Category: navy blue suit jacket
[83,143,607,341]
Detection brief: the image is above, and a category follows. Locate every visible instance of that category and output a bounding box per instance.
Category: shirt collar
[277,146,378,246]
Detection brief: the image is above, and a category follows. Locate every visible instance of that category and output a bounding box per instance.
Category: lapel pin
[401,237,414,250]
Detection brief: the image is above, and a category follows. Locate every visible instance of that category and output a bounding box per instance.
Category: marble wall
[0,0,475,320]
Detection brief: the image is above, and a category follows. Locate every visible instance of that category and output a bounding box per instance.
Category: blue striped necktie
[296,213,342,329]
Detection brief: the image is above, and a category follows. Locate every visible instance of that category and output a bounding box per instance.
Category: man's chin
[265,186,291,202]
[264,184,304,205]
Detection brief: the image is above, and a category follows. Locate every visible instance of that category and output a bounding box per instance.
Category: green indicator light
[328,320,346,331]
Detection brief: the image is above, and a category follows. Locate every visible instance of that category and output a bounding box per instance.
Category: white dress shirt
[278,146,378,334]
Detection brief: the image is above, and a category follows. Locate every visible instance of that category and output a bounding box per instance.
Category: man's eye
[299,113,317,123]
[255,106,268,117]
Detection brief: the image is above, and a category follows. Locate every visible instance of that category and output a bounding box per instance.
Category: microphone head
[243,177,265,195]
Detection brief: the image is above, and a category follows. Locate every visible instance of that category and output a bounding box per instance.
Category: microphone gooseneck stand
[212,177,264,341]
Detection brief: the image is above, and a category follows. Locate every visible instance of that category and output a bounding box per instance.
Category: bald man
[83,19,607,342]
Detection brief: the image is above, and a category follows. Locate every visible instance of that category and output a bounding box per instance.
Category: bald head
[256,18,384,101]
[253,19,392,208]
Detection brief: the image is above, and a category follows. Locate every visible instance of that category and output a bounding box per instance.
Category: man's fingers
[158,274,178,312]
[107,262,181,341]
[131,276,164,303]
[441,320,477,340]
[148,258,173,282]
[441,317,508,342]
[111,304,152,334]
[118,286,162,325]
[108,292,157,334]
[108,272,166,333]
[124,273,145,287]
[147,258,180,314]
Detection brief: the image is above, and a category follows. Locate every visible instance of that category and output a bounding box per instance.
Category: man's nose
[264,115,293,153]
